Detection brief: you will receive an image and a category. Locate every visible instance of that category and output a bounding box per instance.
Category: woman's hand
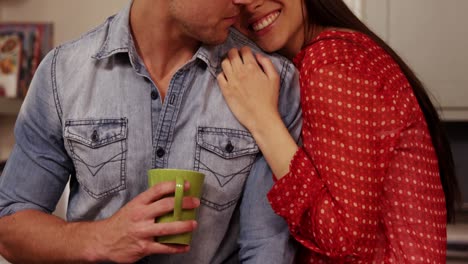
[217,46,298,178]
[217,46,281,133]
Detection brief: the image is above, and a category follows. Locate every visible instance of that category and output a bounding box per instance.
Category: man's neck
[130,0,200,99]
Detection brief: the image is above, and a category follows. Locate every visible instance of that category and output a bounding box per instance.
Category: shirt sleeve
[267,46,412,261]
[238,59,302,264]
[0,48,73,218]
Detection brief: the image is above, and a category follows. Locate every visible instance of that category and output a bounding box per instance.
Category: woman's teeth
[252,11,280,32]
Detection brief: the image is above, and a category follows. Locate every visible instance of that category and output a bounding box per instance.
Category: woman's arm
[217,45,399,261]
[217,47,298,178]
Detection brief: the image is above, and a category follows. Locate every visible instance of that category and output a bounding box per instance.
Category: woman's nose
[233,0,263,12]
[233,0,254,4]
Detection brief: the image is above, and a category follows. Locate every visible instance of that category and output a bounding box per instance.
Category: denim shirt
[0,2,301,263]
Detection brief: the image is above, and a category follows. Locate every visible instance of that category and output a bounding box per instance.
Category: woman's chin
[257,43,279,54]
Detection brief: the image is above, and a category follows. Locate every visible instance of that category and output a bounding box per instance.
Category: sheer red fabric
[268,30,447,263]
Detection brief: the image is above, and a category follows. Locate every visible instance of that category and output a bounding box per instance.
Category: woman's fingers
[217,72,228,91]
[256,53,279,81]
[227,48,243,66]
[220,58,233,81]
[239,46,257,66]
[222,47,267,80]
[229,48,262,74]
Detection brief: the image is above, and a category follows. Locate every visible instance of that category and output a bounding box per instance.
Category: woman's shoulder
[309,29,379,56]
[310,28,374,48]
[295,28,388,73]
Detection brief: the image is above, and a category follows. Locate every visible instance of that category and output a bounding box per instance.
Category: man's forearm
[0,183,200,264]
[0,209,103,263]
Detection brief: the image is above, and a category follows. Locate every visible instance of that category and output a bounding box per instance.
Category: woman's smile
[250,11,281,33]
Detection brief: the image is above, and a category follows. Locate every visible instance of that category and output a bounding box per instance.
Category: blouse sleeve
[268,44,414,261]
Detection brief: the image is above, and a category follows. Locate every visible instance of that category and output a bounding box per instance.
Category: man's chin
[199,31,230,46]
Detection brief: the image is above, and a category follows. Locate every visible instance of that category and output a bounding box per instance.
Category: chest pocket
[64,118,128,199]
[194,127,259,211]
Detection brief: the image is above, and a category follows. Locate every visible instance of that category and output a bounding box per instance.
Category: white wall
[362,0,389,41]
[361,0,468,120]
[344,0,364,19]
[386,0,468,109]
[0,0,129,45]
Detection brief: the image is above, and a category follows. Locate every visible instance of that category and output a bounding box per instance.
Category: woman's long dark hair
[304,0,460,222]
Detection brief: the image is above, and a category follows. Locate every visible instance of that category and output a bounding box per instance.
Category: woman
[217,0,460,262]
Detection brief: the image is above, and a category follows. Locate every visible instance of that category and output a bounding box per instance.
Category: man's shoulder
[32,15,115,81]
[224,29,293,67]
[54,15,116,59]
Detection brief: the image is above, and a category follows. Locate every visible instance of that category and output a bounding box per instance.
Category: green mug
[147,168,205,245]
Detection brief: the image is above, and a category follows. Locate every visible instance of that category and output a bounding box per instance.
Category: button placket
[156,147,166,158]
[151,90,159,100]
[151,65,192,168]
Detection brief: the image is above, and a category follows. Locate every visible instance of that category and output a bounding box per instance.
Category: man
[0,0,301,263]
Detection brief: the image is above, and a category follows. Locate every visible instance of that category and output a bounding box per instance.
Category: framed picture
[0,33,22,98]
[0,23,53,98]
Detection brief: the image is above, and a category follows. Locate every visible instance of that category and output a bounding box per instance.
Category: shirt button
[156,147,166,158]
[225,141,234,153]
[151,91,159,100]
[91,130,99,142]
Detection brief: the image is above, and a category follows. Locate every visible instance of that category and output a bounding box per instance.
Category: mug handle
[173,176,184,220]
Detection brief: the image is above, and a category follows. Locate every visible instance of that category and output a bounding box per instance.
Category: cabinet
[362,0,468,120]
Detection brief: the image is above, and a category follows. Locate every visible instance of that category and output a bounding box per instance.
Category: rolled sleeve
[238,60,302,263]
[0,49,72,218]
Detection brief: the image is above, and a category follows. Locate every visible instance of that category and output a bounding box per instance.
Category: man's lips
[225,14,240,23]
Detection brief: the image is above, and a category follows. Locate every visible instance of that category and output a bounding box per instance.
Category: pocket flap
[196,127,259,159]
[64,118,127,148]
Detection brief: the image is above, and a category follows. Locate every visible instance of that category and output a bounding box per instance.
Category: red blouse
[268,30,447,263]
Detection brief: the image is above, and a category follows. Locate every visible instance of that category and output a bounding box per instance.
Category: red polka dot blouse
[267,30,447,263]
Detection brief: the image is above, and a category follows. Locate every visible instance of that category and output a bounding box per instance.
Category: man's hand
[92,181,200,263]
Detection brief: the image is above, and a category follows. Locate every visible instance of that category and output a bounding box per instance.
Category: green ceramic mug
[147,168,205,245]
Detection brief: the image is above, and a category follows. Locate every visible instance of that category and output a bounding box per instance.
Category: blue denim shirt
[0,2,301,263]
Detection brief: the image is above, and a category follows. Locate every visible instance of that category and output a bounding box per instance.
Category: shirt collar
[92,1,133,60]
[194,44,222,77]
[195,29,258,77]
[92,1,249,77]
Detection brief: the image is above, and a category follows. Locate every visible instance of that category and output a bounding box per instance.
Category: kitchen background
[0,0,467,263]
